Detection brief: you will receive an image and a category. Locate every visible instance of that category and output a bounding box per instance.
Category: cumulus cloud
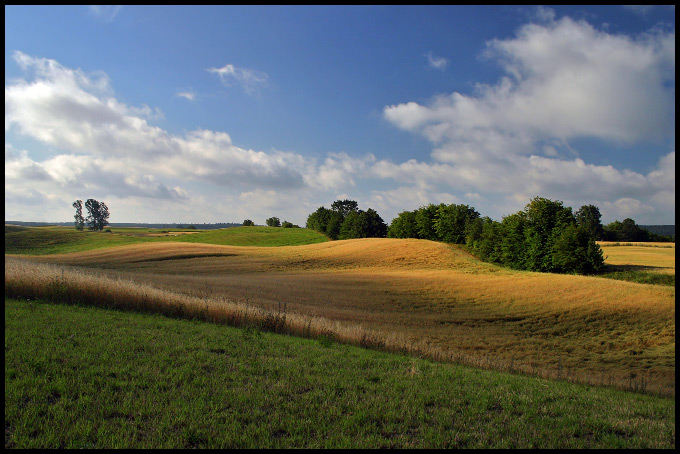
[306,152,377,190]
[387,17,674,147]
[382,12,675,223]
[5,52,310,193]
[4,11,675,226]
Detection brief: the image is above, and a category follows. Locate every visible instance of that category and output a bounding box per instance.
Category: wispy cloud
[207,63,268,95]
[426,51,448,70]
[88,5,122,23]
[176,91,196,101]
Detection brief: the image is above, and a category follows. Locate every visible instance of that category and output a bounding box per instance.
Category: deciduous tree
[84,199,109,231]
[575,204,605,240]
[72,200,85,231]
[265,217,281,227]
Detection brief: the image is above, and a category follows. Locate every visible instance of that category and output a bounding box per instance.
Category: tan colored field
[599,242,675,275]
[10,238,675,395]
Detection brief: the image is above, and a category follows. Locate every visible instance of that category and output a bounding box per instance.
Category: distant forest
[5,221,242,230]
[640,225,675,238]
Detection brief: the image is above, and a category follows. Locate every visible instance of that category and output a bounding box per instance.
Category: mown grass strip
[5,297,675,449]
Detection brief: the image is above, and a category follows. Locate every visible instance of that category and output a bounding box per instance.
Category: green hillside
[5,225,329,255]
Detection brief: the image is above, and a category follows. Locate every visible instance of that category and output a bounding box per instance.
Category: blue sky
[5,5,675,226]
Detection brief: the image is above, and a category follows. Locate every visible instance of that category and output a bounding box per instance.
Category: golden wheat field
[598,242,675,275]
[8,237,675,396]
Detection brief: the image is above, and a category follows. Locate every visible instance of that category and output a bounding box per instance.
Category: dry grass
[6,238,675,396]
[4,256,403,354]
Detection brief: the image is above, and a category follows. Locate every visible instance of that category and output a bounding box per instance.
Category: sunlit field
[598,242,675,275]
[6,229,675,396]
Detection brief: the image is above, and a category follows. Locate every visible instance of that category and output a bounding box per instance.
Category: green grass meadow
[5,297,675,449]
[4,225,329,255]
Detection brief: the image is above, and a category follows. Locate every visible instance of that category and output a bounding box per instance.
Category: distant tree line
[638,225,675,240]
[259,217,299,228]
[306,199,387,240]
[388,198,607,275]
[603,219,674,242]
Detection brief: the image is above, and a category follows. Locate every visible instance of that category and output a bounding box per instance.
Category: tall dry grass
[4,256,414,355]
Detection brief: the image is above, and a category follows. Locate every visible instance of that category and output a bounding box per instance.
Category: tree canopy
[83,199,110,231]
[306,200,387,240]
[266,217,281,227]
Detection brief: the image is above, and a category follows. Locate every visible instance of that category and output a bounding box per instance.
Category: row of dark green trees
[307,197,671,275]
[388,198,608,274]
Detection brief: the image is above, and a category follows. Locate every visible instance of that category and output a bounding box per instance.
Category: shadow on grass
[599,265,674,286]
[604,264,667,272]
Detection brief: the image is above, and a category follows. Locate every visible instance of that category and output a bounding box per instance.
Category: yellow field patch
[599,242,675,275]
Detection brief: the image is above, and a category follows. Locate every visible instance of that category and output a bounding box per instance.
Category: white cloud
[603,197,654,220]
[366,185,458,215]
[176,91,195,101]
[426,51,448,70]
[207,63,269,95]
[306,152,377,191]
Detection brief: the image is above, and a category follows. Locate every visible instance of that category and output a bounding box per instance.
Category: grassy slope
[5,297,674,449]
[4,225,329,255]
